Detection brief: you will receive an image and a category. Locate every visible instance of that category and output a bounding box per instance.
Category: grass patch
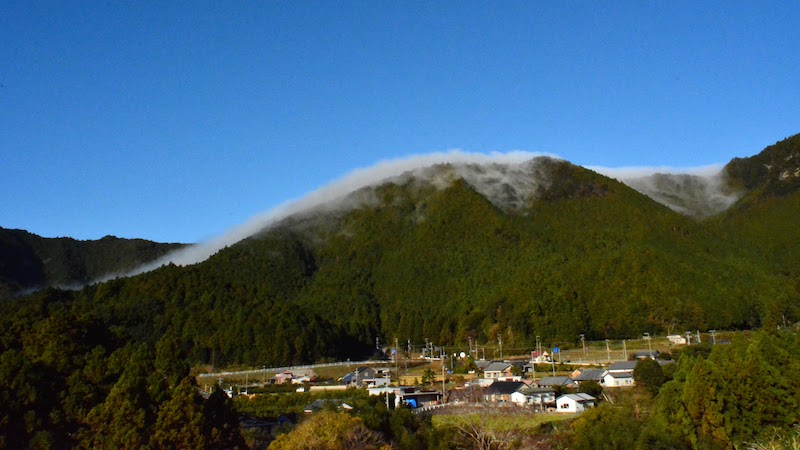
[432,411,578,433]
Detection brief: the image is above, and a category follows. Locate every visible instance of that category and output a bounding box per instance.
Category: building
[536,376,577,388]
[339,367,389,388]
[530,351,551,363]
[483,362,518,381]
[572,368,606,386]
[510,386,556,408]
[603,361,637,387]
[483,380,526,403]
[667,335,687,345]
[395,388,442,409]
[274,370,295,384]
[632,350,659,359]
[556,393,596,413]
[603,371,635,387]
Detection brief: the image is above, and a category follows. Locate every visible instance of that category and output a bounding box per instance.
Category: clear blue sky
[2,1,799,243]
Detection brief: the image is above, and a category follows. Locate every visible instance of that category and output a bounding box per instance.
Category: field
[433,411,578,432]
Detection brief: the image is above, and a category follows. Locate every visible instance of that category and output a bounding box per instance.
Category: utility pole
[551,349,556,376]
[606,339,611,362]
[442,362,446,404]
[498,334,503,359]
[623,339,627,360]
[468,337,473,357]
[644,332,652,359]
[536,335,541,355]
[580,334,586,356]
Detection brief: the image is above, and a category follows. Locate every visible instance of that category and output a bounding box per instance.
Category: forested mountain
[3,134,800,448]
[0,229,184,299]
[3,134,800,368]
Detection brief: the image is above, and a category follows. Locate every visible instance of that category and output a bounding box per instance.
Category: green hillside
[4,135,800,448]
[0,228,184,299]
[5,146,799,369]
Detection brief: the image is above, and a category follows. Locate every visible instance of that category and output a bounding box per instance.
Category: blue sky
[2,1,799,243]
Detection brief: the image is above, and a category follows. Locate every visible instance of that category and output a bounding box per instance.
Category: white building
[603,372,635,387]
[603,361,637,387]
[556,393,596,413]
[510,387,556,407]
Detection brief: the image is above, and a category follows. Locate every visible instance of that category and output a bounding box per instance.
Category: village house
[603,361,637,387]
[482,380,526,403]
[556,393,596,413]
[339,367,390,388]
[536,376,577,389]
[632,350,660,359]
[274,370,295,384]
[530,350,551,363]
[483,362,519,381]
[572,368,606,386]
[290,368,318,384]
[510,386,556,409]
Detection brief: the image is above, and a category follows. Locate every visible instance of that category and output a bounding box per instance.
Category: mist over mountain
[3,134,800,369]
[136,155,740,275]
[602,168,740,219]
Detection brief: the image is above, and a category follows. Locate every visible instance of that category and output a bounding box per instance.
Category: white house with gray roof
[483,362,519,381]
[603,360,637,387]
[556,393,596,413]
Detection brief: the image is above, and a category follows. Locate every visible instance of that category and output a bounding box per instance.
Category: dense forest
[3,135,800,366]
[2,134,800,447]
[565,329,800,450]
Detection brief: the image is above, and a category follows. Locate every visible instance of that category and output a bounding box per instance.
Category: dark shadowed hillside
[0,228,185,299]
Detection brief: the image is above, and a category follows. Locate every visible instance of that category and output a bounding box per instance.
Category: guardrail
[197,359,391,379]
[412,403,449,414]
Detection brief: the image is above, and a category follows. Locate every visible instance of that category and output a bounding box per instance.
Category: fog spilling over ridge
[118,151,738,279]
[592,165,742,218]
[122,150,554,278]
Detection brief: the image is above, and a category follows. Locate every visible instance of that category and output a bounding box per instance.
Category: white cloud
[107,152,737,280]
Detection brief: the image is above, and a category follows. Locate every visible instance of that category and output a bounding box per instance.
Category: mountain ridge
[3,134,800,367]
[0,228,184,299]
